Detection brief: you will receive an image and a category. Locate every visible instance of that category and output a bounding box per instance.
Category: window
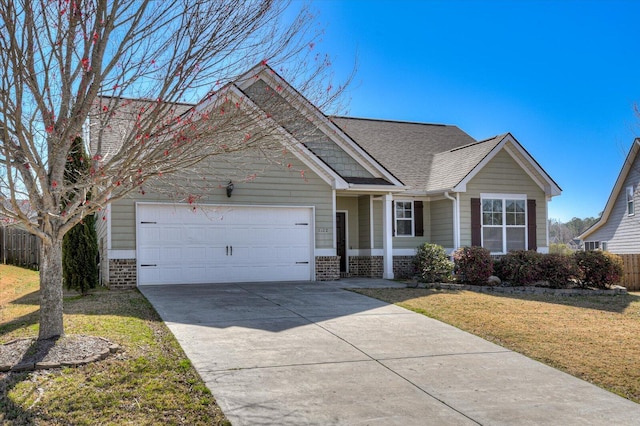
[601,241,608,251]
[627,186,635,216]
[584,241,600,251]
[481,196,526,253]
[394,201,413,236]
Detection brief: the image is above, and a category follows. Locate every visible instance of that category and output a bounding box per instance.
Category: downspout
[444,191,459,251]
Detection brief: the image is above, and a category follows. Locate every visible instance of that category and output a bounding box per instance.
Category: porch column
[382,193,394,279]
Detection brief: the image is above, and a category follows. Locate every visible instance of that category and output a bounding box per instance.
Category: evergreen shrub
[62,137,99,294]
[413,243,454,283]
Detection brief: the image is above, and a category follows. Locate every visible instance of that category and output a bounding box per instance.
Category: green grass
[354,287,640,404]
[0,265,230,425]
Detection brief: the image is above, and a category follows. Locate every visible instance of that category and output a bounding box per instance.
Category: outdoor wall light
[226,180,234,197]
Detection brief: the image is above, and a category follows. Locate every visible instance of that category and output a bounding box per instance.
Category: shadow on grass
[1,287,163,425]
[355,284,640,314]
[0,371,37,425]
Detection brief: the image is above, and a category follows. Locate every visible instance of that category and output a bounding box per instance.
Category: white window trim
[627,185,635,216]
[584,241,600,251]
[394,199,414,237]
[480,193,527,254]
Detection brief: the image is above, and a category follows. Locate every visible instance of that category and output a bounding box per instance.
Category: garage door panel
[137,204,313,285]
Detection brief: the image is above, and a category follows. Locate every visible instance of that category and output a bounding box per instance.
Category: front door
[336,212,347,273]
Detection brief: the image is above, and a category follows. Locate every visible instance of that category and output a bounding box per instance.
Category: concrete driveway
[140,279,640,426]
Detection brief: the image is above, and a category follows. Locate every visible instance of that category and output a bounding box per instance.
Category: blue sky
[303,0,640,222]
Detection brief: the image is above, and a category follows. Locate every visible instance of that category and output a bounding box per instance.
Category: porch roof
[330,116,495,192]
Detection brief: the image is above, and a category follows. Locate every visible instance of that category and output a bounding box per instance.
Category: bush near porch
[416,245,624,289]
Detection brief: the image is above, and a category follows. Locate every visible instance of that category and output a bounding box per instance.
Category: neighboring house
[579,139,640,252]
[91,64,561,288]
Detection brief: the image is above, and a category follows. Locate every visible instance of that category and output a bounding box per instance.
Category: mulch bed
[0,335,120,372]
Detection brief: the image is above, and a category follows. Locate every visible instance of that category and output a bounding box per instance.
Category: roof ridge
[448,136,502,152]
[330,115,451,128]
[477,133,509,143]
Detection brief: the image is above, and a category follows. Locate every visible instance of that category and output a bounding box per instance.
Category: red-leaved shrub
[453,246,493,285]
[539,253,579,288]
[574,250,624,288]
[498,250,543,285]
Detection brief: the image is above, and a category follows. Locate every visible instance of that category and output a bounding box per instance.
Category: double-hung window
[481,195,526,253]
[395,201,414,237]
[627,186,635,216]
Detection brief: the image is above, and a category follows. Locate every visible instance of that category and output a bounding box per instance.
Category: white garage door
[137,204,313,285]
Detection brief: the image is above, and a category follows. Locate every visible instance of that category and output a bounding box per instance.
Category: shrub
[574,250,624,288]
[498,250,543,285]
[414,243,454,283]
[62,136,99,295]
[63,214,99,294]
[538,253,579,288]
[492,257,508,281]
[452,246,493,285]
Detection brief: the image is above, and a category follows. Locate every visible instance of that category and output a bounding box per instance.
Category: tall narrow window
[394,201,414,236]
[627,186,635,216]
[481,195,527,253]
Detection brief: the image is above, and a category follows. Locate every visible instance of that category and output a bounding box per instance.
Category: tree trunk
[38,238,65,340]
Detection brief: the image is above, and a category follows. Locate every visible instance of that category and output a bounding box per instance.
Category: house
[579,139,640,252]
[91,64,561,288]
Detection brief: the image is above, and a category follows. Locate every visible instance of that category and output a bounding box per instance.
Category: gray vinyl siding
[430,199,454,248]
[336,197,359,250]
[108,148,333,251]
[95,206,108,244]
[110,197,136,250]
[586,156,640,253]
[358,195,371,249]
[459,148,547,248]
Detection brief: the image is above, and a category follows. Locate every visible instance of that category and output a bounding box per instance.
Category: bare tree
[0,0,347,340]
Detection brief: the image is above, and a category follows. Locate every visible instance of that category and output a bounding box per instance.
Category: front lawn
[354,287,640,404]
[0,265,229,425]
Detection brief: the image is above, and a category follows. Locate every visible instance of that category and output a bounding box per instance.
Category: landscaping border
[0,337,121,372]
[411,282,628,296]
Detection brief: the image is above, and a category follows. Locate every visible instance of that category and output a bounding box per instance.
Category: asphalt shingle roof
[428,135,506,191]
[330,116,503,192]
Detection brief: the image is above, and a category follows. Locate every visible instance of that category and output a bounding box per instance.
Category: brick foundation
[348,256,384,278]
[315,256,340,281]
[108,259,137,289]
[393,256,417,279]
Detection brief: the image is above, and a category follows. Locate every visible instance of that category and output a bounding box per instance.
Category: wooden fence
[0,226,40,269]
[619,254,640,291]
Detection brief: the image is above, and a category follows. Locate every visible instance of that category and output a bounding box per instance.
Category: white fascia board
[580,139,640,240]
[242,67,404,188]
[226,85,349,190]
[346,184,406,192]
